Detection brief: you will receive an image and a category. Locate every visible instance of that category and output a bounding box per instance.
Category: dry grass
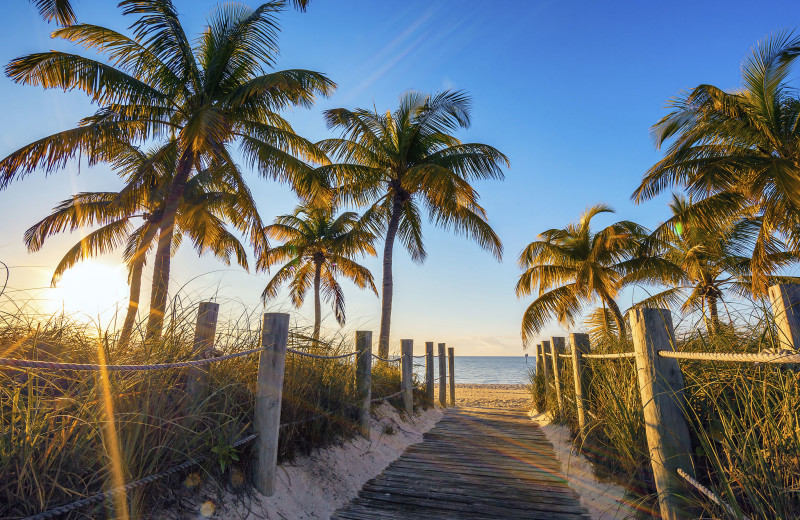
[530,313,800,519]
[0,303,414,519]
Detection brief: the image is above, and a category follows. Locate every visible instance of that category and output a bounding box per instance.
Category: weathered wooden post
[570,333,591,441]
[448,347,455,406]
[550,336,565,416]
[355,331,373,437]
[768,283,800,349]
[401,339,413,414]
[541,340,551,410]
[438,343,447,407]
[187,301,219,400]
[629,308,694,520]
[534,343,545,412]
[425,342,435,405]
[535,343,544,375]
[254,313,289,496]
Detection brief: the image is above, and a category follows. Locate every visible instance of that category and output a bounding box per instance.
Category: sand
[167,403,442,519]
[448,383,531,408]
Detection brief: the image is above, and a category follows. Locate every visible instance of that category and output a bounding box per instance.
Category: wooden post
[550,337,565,416]
[254,313,289,496]
[768,284,800,349]
[570,333,591,441]
[629,308,694,520]
[425,342,435,405]
[448,347,455,406]
[541,340,551,410]
[187,301,218,400]
[355,331,372,437]
[438,343,447,407]
[535,343,544,375]
[401,339,413,414]
[534,343,544,412]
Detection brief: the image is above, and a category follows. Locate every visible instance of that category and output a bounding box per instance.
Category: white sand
[530,412,636,520]
[170,403,442,519]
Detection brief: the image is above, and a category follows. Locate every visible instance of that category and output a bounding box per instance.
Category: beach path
[331,406,591,519]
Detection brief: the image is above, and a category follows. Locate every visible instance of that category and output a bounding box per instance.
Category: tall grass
[529,315,800,519]
[0,304,413,519]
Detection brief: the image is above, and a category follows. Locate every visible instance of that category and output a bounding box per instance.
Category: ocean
[412,356,534,385]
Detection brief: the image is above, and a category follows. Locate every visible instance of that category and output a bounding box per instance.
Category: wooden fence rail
[533,283,800,520]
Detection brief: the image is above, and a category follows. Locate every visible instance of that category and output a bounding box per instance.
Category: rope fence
[22,434,257,520]
[371,353,401,363]
[5,301,458,519]
[677,468,746,520]
[532,293,800,519]
[286,348,357,360]
[0,346,267,372]
[658,350,800,364]
[583,352,636,359]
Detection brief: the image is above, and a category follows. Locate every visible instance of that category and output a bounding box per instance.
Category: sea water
[412,356,534,385]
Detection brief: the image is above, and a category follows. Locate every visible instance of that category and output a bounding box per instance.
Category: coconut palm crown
[318,90,508,356]
[632,32,800,294]
[516,204,647,345]
[25,140,265,348]
[630,194,800,333]
[260,203,377,342]
[1,0,335,340]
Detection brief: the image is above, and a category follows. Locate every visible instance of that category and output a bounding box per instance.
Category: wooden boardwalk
[331,406,591,519]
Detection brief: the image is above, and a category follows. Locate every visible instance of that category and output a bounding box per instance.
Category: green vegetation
[1,0,335,341]
[318,90,507,357]
[0,304,416,519]
[523,33,800,519]
[260,201,378,342]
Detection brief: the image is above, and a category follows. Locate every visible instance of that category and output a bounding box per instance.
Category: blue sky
[0,0,795,355]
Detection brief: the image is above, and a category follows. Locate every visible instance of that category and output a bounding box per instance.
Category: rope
[658,350,800,364]
[23,434,257,520]
[286,348,356,360]
[558,354,571,359]
[583,352,636,359]
[371,388,406,403]
[0,347,267,372]
[677,468,747,519]
[371,353,401,363]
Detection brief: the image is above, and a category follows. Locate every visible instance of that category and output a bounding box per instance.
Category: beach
[446,383,531,408]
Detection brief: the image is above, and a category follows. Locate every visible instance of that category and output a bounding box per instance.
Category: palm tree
[28,0,314,26]
[1,0,335,341]
[318,90,507,357]
[30,0,76,25]
[632,32,800,294]
[516,204,646,345]
[260,203,377,342]
[629,194,800,333]
[25,140,266,348]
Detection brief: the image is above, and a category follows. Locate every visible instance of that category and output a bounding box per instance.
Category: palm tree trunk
[313,260,322,343]
[706,293,720,334]
[119,223,159,350]
[378,196,403,359]
[604,296,627,340]
[145,151,194,343]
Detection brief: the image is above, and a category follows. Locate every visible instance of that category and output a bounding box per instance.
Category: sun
[46,261,130,324]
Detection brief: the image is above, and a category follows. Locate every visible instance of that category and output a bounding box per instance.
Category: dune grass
[0,304,414,519]
[530,314,800,519]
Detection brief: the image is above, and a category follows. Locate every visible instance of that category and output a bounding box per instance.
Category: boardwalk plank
[331,406,590,519]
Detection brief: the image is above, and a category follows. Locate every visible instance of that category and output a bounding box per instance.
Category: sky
[0,0,796,355]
